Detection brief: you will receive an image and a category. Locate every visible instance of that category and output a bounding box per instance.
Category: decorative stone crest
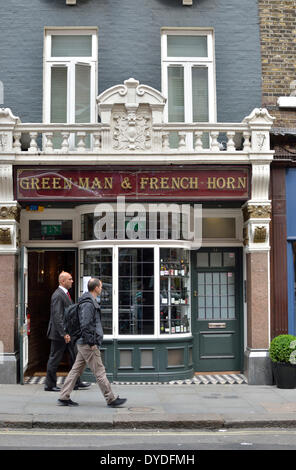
[0,227,12,245]
[253,226,268,244]
[113,111,151,151]
[97,78,166,152]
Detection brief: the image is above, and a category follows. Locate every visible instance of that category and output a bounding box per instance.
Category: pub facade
[0,0,274,385]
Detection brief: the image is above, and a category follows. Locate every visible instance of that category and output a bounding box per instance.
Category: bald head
[59,271,73,290]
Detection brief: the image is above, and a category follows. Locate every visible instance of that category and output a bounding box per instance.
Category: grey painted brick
[0,0,261,123]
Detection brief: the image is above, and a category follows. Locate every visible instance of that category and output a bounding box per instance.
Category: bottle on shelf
[161,289,168,305]
[171,319,175,334]
[174,264,178,276]
[164,262,169,276]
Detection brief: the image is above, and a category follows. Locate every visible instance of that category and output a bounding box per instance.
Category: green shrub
[269,334,296,363]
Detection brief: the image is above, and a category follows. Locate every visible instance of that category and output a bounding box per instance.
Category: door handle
[193,290,198,297]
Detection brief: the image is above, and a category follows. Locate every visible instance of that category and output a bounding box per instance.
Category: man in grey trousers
[58,278,126,408]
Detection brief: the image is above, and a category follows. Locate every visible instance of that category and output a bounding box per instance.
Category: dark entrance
[191,248,243,372]
[26,249,76,375]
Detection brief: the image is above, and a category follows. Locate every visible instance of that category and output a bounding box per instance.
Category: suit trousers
[60,344,116,405]
[45,339,78,389]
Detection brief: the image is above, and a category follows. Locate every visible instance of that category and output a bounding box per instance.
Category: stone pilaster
[0,164,20,383]
[243,201,273,385]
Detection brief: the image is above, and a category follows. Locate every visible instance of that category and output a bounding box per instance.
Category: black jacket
[47,287,73,341]
[76,292,104,347]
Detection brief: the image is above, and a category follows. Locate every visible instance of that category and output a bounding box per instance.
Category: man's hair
[88,278,102,292]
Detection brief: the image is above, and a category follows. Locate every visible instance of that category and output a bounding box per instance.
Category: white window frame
[43,27,98,125]
[161,28,217,124]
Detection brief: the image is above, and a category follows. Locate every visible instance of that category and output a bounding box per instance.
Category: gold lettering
[63,178,73,189]
[216,177,226,189]
[189,177,199,189]
[41,177,50,189]
[52,177,62,189]
[207,177,217,189]
[140,177,149,190]
[160,177,169,189]
[149,177,159,190]
[227,177,236,189]
[104,177,113,189]
[30,178,40,190]
[237,177,247,189]
[171,177,180,189]
[79,177,89,189]
[91,177,102,190]
[180,177,189,189]
[19,177,30,190]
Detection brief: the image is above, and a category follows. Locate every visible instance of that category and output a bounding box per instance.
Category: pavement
[1,382,296,430]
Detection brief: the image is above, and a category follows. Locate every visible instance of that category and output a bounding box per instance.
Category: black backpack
[63,303,81,340]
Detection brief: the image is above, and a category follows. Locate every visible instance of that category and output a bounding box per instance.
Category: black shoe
[107,397,127,408]
[44,386,61,392]
[74,381,91,390]
[57,398,79,407]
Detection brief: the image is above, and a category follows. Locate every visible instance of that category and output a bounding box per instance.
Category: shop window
[161,28,216,148]
[29,219,72,240]
[44,28,97,147]
[81,210,190,241]
[119,248,154,335]
[80,248,113,335]
[160,248,190,334]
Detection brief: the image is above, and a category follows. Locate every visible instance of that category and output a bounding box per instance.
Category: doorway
[26,249,76,375]
[191,248,243,372]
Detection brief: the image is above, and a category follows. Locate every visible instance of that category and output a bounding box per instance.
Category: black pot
[272,362,296,389]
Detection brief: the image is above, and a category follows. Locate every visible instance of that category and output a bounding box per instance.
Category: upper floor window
[43,28,98,128]
[161,29,216,125]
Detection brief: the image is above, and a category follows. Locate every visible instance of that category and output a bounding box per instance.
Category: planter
[272,362,296,389]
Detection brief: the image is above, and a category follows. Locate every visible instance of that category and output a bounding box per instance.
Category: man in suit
[44,271,90,391]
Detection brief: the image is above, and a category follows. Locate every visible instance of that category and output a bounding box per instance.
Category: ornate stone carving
[253,226,268,244]
[243,226,249,246]
[113,111,151,151]
[243,204,271,222]
[97,78,166,152]
[0,133,8,151]
[0,227,12,245]
[0,206,20,223]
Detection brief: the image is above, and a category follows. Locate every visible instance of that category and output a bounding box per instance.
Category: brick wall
[258,0,296,128]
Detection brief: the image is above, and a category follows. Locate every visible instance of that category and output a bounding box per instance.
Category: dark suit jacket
[47,287,73,341]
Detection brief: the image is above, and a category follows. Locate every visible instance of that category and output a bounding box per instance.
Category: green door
[191,248,243,372]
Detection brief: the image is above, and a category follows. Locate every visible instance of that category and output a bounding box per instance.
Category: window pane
[51,35,92,57]
[168,66,184,122]
[29,220,72,240]
[223,252,236,267]
[51,67,67,122]
[81,249,113,335]
[167,35,207,57]
[192,67,209,122]
[75,64,91,123]
[210,252,222,267]
[119,248,154,335]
